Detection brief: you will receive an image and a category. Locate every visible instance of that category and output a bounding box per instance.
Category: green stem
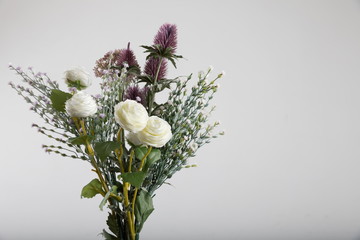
[130,146,152,232]
[148,57,163,114]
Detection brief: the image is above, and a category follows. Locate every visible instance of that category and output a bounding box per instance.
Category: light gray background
[1,0,360,239]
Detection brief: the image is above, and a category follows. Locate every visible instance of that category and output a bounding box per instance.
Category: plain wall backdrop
[1,0,360,239]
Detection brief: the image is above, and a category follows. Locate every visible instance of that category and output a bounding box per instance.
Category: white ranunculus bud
[138,116,172,148]
[126,132,143,146]
[65,91,97,118]
[64,67,91,90]
[114,100,149,132]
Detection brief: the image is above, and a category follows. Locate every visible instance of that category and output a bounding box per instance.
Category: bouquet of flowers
[9,23,223,240]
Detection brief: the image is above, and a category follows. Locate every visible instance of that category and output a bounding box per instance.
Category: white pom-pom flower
[126,132,143,146]
[114,100,149,132]
[64,67,91,89]
[137,116,172,148]
[65,91,97,118]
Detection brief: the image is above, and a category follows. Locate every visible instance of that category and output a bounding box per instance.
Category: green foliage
[135,190,154,233]
[106,213,120,237]
[65,80,86,90]
[143,149,161,172]
[94,141,119,161]
[81,179,104,198]
[50,89,72,112]
[141,44,183,68]
[121,172,146,188]
[101,230,117,240]
[68,135,94,145]
[134,147,161,172]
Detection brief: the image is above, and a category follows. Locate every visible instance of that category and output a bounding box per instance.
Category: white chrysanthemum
[138,116,172,148]
[126,132,143,146]
[64,67,91,89]
[114,100,149,132]
[65,91,97,117]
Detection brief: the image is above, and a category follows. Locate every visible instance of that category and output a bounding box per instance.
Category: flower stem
[74,118,109,193]
[116,128,125,173]
[130,146,152,230]
[148,58,163,114]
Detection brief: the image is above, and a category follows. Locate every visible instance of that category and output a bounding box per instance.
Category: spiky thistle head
[124,85,149,106]
[153,23,177,53]
[144,57,167,81]
[116,42,139,69]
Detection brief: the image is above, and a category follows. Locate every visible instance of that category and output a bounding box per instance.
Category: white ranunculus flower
[126,132,143,146]
[114,100,149,132]
[64,67,91,89]
[65,91,97,118]
[138,116,172,148]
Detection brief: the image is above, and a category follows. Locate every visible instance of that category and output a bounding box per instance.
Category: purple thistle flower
[154,23,177,53]
[144,57,167,80]
[116,42,139,68]
[124,85,149,106]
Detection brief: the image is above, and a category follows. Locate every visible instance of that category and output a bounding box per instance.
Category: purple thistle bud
[16,66,21,71]
[116,42,139,69]
[31,123,38,128]
[8,82,14,87]
[28,66,33,71]
[42,144,46,148]
[144,57,167,80]
[8,62,13,68]
[124,85,149,106]
[99,113,106,119]
[154,23,177,53]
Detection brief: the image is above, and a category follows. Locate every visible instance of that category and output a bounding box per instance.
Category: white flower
[65,91,97,117]
[64,67,91,89]
[114,100,149,132]
[138,116,172,148]
[126,132,143,146]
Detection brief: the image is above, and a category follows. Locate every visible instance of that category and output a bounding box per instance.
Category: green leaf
[101,230,117,240]
[65,80,86,90]
[50,89,72,112]
[68,135,94,145]
[81,179,104,198]
[99,190,111,211]
[106,213,120,237]
[134,147,161,172]
[135,190,154,233]
[143,149,161,172]
[94,141,119,161]
[134,146,148,160]
[120,172,146,188]
[99,186,118,211]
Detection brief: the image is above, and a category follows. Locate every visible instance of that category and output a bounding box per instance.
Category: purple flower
[154,23,177,53]
[94,43,139,79]
[94,49,123,77]
[116,42,139,69]
[124,85,149,106]
[144,57,167,81]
